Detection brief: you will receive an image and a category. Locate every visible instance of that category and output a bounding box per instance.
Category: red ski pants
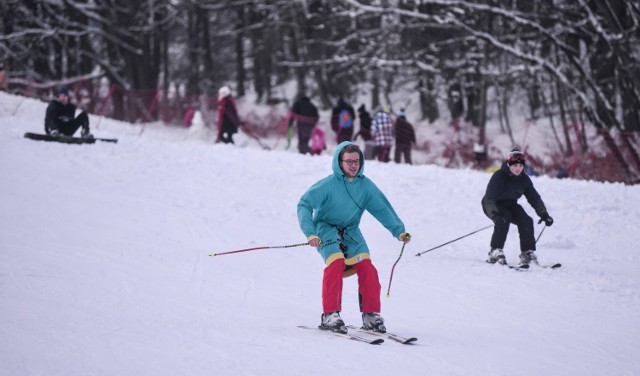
[322,258,381,313]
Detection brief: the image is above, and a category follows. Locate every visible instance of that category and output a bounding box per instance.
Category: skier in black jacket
[44,86,92,138]
[481,147,554,266]
[288,94,319,154]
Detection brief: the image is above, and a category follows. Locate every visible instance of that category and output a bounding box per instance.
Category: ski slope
[1,92,639,376]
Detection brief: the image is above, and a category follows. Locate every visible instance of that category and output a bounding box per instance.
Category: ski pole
[386,234,410,298]
[209,242,309,257]
[415,224,493,257]
[535,225,546,243]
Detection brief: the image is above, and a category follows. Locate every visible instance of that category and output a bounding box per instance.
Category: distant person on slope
[481,147,554,267]
[216,86,240,144]
[393,109,416,164]
[330,97,355,144]
[288,94,319,154]
[371,105,394,162]
[297,142,411,334]
[44,86,92,138]
[309,126,326,156]
[353,104,374,159]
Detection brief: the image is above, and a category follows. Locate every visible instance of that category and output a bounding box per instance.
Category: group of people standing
[288,95,416,164]
[189,87,418,160]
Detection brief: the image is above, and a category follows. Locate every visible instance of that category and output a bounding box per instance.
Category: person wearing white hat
[216,86,240,144]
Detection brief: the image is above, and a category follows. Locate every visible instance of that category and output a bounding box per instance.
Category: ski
[486,260,529,271]
[501,262,561,270]
[297,325,384,345]
[506,263,529,270]
[347,325,417,345]
[533,261,562,269]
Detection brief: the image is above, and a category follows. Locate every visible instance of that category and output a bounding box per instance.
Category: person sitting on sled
[44,86,92,138]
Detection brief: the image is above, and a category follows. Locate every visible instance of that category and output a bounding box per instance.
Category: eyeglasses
[340,159,360,166]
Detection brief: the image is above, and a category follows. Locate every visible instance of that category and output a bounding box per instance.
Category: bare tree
[2,0,639,180]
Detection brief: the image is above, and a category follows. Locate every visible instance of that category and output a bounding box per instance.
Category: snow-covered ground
[1,91,639,376]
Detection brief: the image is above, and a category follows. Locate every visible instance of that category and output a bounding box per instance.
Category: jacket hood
[332,141,365,178]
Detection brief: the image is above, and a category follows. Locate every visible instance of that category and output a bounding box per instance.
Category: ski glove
[399,232,411,243]
[538,213,554,227]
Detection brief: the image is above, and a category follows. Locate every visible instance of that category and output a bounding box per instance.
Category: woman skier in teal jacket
[297,142,411,334]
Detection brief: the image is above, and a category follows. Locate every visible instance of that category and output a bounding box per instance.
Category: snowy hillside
[1,91,639,376]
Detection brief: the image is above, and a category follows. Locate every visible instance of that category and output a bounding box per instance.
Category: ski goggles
[507,151,526,166]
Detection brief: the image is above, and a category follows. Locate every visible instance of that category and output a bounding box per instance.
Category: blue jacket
[297,142,405,265]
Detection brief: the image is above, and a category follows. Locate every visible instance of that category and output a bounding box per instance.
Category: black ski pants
[56,112,89,136]
[488,202,536,251]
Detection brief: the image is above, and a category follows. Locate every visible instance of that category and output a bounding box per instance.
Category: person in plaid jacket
[371,105,394,162]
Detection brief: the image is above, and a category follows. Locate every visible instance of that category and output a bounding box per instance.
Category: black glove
[538,213,554,227]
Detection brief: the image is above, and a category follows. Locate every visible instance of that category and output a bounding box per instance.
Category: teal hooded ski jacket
[297,141,405,266]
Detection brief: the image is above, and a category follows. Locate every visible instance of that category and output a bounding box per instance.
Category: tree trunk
[556,78,573,157]
[235,6,246,98]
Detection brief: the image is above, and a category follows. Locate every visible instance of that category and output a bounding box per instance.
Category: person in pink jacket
[216,86,240,144]
[310,127,326,155]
